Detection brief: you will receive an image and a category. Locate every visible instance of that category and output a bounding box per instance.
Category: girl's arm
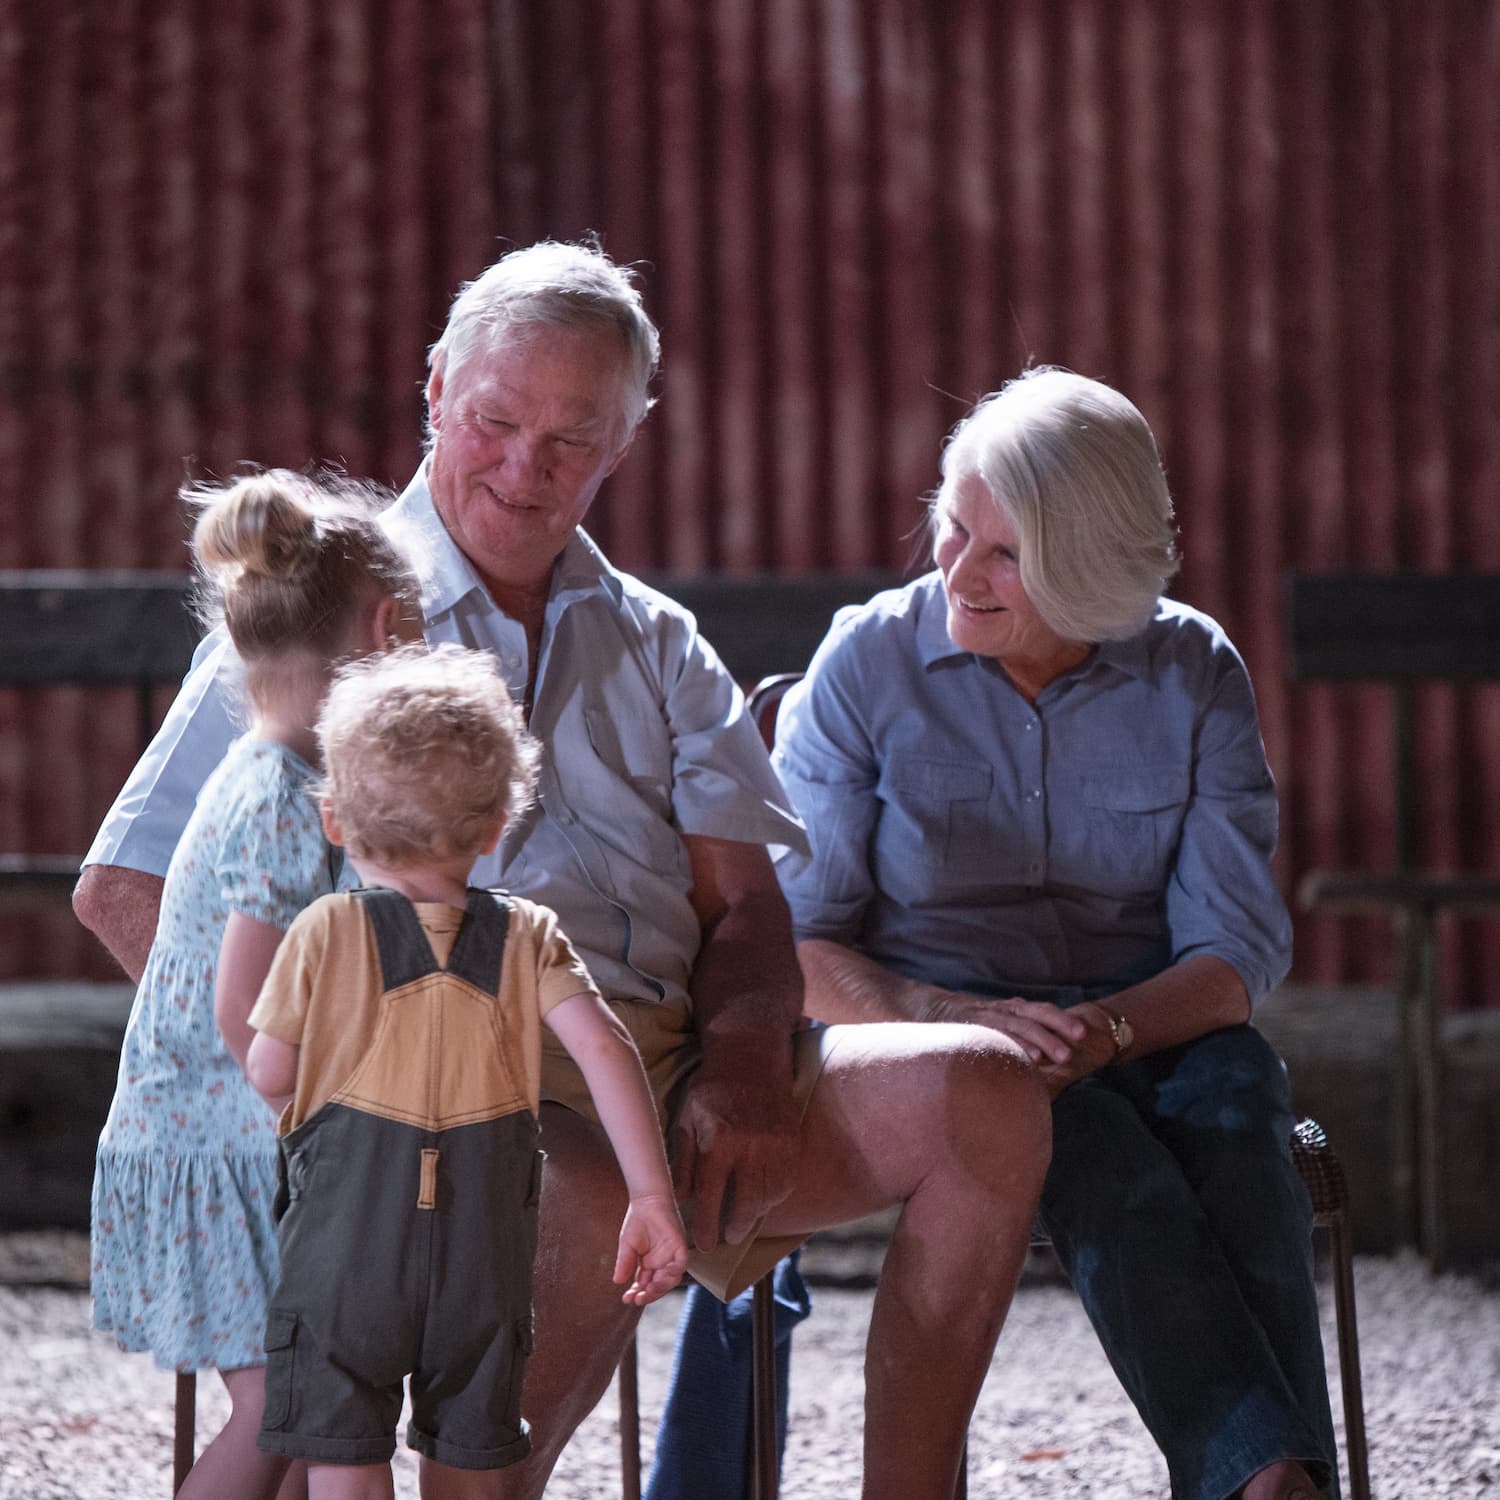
[215,912,290,1070]
[246,1031,300,1110]
[545,993,688,1305]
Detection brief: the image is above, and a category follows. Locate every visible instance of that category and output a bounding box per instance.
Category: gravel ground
[1,1235,1496,1498]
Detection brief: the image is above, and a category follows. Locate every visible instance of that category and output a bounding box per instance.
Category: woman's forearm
[1088,953,1251,1062]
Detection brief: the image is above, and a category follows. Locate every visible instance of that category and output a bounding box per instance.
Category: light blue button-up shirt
[771,574,1291,1007]
[87,470,808,1013]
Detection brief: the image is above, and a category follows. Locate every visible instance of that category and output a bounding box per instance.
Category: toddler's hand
[613,1192,689,1305]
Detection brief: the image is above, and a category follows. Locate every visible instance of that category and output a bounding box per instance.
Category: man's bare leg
[499,1027,1047,1499]
[760,1024,1051,1500]
[490,1103,639,1499]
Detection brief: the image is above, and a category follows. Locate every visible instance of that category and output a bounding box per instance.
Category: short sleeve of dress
[217,751,332,930]
[246,898,330,1045]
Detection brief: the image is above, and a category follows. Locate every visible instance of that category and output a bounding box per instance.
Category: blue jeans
[643,1251,811,1500]
[1041,1024,1338,1500]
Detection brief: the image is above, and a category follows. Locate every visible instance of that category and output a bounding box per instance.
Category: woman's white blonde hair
[937,367,1179,643]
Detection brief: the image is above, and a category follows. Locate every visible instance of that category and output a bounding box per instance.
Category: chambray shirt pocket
[879,754,994,878]
[580,704,686,878]
[1074,765,1189,894]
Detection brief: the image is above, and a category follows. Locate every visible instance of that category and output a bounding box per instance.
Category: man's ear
[320,800,344,848]
[602,422,638,481]
[479,817,507,857]
[426,360,446,433]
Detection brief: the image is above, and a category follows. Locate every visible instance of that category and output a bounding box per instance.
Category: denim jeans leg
[1041,1033,1336,1500]
[643,1251,810,1500]
[1140,1026,1339,1497]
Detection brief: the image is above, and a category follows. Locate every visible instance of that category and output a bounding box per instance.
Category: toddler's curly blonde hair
[317,644,539,869]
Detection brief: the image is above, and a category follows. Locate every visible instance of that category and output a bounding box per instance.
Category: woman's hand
[1035,1001,1123,1096]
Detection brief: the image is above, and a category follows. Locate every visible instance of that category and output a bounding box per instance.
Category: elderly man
[75,241,1050,1499]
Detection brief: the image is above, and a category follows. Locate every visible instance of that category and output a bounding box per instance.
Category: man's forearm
[797,936,941,1025]
[73,864,164,985]
[692,886,802,1061]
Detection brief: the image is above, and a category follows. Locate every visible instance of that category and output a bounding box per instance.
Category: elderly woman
[765,367,1337,1500]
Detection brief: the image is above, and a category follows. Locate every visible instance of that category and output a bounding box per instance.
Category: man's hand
[670,1039,802,1252]
[680,833,806,1253]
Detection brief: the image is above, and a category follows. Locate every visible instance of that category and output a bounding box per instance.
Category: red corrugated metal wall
[3,0,1498,1002]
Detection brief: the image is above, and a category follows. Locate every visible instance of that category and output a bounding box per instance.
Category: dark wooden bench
[0,570,199,914]
[641,569,904,686]
[1286,571,1500,1267]
[0,571,200,1233]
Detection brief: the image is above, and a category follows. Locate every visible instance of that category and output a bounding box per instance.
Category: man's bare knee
[927,1030,1052,1186]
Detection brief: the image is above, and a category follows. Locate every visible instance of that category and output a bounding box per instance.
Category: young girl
[90,470,418,1500]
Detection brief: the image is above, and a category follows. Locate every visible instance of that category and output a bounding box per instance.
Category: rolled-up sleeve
[770,632,881,945]
[1165,642,1292,1007]
[664,623,809,854]
[83,631,242,877]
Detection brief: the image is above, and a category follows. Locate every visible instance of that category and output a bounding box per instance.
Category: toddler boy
[246,644,686,1498]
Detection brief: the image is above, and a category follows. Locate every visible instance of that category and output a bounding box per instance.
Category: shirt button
[1026,788,1041,801]
[1028,862,1042,876]
[556,808,575,826]
[1025,719,1036,731]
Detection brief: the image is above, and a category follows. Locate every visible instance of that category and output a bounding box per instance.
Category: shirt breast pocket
[579,704,683,877]
[1075,766,1189,894]
[880,755,994,875]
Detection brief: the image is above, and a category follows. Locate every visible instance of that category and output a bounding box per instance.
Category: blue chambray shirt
[771,574,1291,1007]
[86,469,808,1013]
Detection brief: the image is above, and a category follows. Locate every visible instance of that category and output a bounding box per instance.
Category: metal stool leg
[1327,1213,1371,1500]
[749,1274,779,1500]
[172,1372,195,1494]
[620,1331,643,1500]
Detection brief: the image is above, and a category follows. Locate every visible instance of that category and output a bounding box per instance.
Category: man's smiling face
[425,326,633,596]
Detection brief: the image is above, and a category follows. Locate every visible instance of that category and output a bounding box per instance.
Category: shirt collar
[914,573,967,667]
[384,466,620,621]
[1092,627,1153,681]
[912,570,1156,682]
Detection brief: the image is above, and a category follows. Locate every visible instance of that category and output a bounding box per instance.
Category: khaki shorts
[540,1000,836,1300]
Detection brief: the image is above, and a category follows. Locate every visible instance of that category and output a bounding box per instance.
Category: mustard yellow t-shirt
[249,891,598,1133]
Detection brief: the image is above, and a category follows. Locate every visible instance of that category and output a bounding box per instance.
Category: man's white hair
[427,240,661,445]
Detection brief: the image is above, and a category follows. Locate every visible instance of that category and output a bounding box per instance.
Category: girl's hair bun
[192,471,320,582]
[185,467,416,664]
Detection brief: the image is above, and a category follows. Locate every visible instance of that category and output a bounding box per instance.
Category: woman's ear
[478,817,508,857]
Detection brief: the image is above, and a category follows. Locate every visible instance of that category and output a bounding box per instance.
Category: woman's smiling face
[933,471,1086,690]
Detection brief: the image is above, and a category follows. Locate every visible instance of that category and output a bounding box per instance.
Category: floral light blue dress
[91,737,337,1372]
